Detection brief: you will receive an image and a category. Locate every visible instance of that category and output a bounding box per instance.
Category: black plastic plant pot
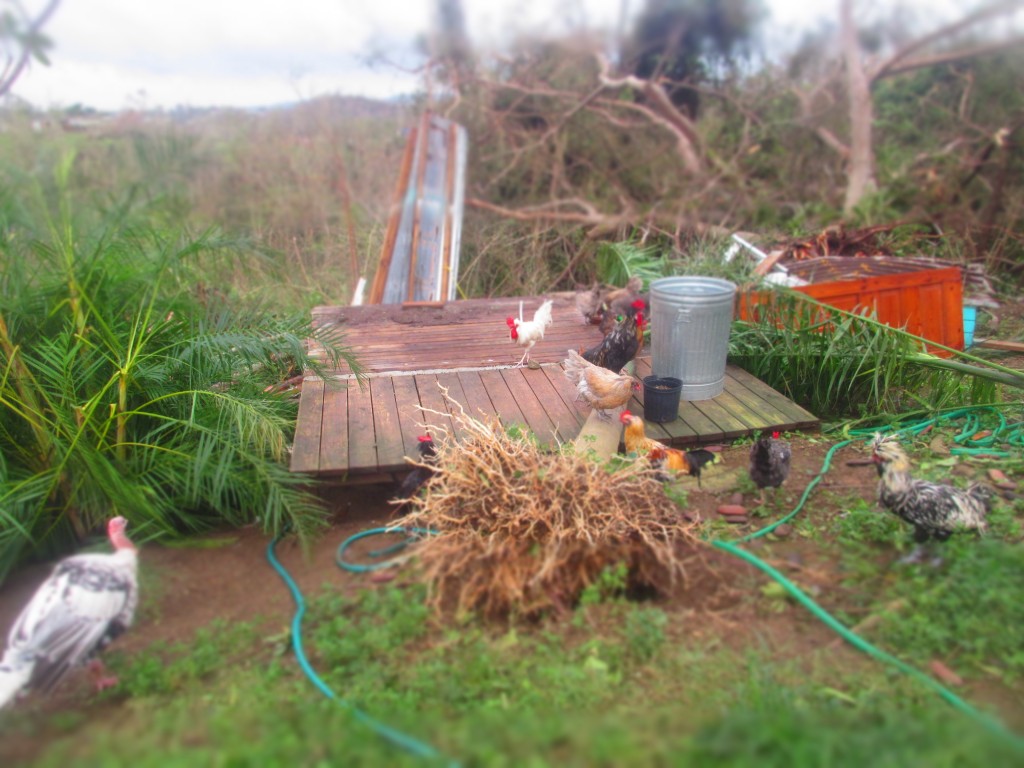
[642,375,682,423]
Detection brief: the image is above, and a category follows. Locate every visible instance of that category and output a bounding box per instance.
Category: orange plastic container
[737,260,964,357]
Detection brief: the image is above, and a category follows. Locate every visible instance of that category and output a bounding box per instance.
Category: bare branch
[792,86,851,159]
[595,54,704,176]
[871,0,1024,82]
[878,36,1024,79]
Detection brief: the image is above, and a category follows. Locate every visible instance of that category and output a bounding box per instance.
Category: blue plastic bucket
[963,306,977,348]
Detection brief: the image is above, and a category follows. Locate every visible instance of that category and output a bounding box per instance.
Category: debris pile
[398,397,707,620]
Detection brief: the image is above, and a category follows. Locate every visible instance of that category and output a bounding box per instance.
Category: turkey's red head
[108,516,135,550]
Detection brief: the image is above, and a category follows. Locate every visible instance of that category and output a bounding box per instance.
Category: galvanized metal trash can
[650,276,737,400]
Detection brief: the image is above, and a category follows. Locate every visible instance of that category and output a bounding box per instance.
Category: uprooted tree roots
[397,397,708,620]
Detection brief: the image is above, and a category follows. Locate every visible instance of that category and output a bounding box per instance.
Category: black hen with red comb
[581,298,646,373]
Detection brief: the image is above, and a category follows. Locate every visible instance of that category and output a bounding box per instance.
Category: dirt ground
[0,437,880,673]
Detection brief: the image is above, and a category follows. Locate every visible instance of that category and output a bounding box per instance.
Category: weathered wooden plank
[319,380,349,473]
[706,389,764,431]
[434,372,470,439]
[456,370,497,422]
[477,368,528,430]
[290,378,324,473]
[501,367,560,445]
[657,410,700,442]
[520,365,583,442]
[346,380,378,471]
[727,366,818,428]
[369,377,407,469]
[539,363,587,428]
[720,372,792,426]
[688,396,751,439]
[414,374,457,437]
[391,375,430,448]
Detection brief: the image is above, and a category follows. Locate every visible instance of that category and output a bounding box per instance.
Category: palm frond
[730,290,1007,417]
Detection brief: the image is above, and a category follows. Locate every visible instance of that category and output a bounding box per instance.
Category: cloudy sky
[6,0,978,112]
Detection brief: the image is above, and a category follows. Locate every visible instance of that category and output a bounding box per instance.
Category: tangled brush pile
[398,395,707,620]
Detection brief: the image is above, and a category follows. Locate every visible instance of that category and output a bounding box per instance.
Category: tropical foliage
[0,153,358,579]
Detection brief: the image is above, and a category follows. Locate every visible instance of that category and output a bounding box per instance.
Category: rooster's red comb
[632,299,646,309]
[505,316,516,327]
[417,435,432,442]
[771,431,781,439]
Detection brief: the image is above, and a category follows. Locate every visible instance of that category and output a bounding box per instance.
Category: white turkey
[0,516,138,708]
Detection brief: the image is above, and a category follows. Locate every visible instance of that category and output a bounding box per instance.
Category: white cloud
[13,0,432,110]
[10,0,1011,112]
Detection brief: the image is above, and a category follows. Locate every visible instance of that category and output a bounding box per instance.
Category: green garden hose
[712,539,1024,750]
[266,534,454,766]
[267,404,1023,762]
[712,404,1024,751]
[335,526,438,573]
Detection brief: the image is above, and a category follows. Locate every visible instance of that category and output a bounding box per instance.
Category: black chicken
[748,430,792,505]
[393,436,438,507]
[870,433,993,563]
[581,299,646,373]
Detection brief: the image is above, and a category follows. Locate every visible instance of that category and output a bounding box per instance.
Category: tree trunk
[841,0,877,214]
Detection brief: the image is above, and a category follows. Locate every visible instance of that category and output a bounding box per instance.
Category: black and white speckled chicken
[870,433,993,560]
[581,299,646,373]
[748,430,792,505]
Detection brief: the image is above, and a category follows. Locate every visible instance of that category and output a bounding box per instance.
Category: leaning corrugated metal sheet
[369,113,468,305]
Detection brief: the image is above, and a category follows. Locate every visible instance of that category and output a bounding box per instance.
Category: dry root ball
[398,401,707,620]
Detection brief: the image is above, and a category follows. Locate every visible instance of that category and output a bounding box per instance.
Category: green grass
[7,564,1021,767]
[870,539,1024,679]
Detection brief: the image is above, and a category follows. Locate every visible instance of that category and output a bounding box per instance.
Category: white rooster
[0,516,139,708]
[506,299,554,367]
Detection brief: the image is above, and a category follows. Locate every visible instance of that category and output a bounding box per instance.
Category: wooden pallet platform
[291,294,819,478]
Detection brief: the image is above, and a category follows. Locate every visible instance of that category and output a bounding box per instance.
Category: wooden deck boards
[291,294,820,477]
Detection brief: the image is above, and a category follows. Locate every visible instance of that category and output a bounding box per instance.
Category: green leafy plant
[730,290,1015,417]
[0,162,360,579]
[578,561,629,607]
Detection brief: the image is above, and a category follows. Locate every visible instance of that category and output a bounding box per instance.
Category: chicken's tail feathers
[533,299,554,328]
[0,650,33,709]
[562,348,586,379]
[967,482,997,514]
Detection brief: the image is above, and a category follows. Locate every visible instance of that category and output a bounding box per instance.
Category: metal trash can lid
[651,276,736,299]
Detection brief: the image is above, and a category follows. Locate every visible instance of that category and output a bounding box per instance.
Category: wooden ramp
[291,293,819,479]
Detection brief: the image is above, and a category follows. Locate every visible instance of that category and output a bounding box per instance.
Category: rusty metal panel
[375,113,468,305]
